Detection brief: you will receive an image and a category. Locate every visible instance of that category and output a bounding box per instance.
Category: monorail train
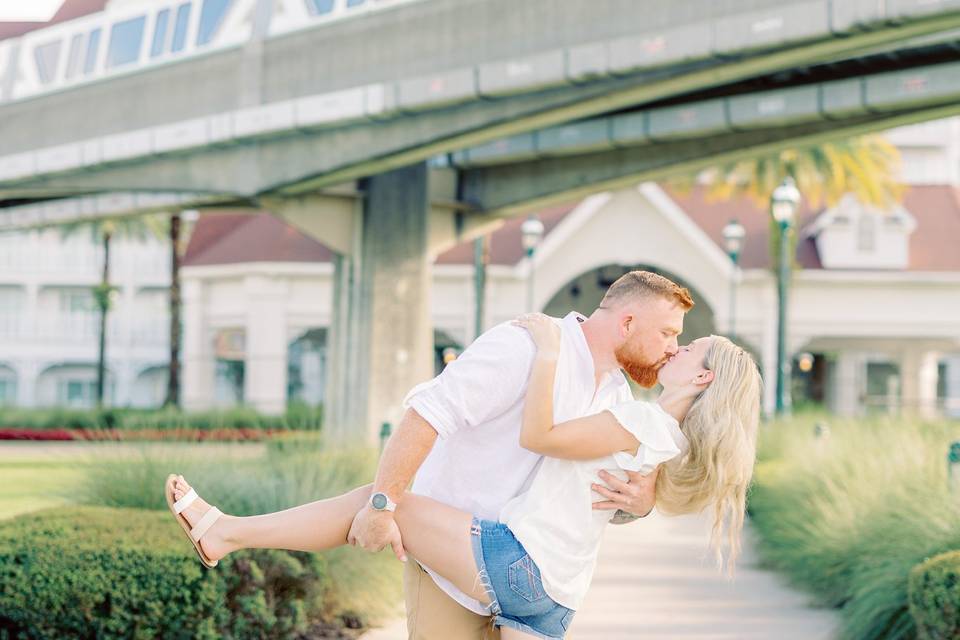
[0,0,421,104]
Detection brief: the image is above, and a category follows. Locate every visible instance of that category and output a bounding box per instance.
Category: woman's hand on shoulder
[511,313,561,359]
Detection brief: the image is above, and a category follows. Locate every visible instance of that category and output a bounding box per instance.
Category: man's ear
[621,313,634,337]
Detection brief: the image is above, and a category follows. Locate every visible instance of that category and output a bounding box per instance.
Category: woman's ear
[693,370,715,386]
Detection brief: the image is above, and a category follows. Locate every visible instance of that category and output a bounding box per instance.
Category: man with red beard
[348,270,693,640]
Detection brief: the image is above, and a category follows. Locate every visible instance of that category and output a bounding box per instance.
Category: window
[34,40,62,84]
[84,28,102,75]
[151,9,171,57]
[171,3,192,53]
[107,16,146,68]
[60,290,95,314]
[346,0,366,6]
[64,380,96,407]
[65,33,84,79]
[197,0,231,46]
[306,0,335,15]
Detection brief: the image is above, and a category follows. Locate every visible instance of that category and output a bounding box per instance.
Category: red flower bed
[0,428,282,441]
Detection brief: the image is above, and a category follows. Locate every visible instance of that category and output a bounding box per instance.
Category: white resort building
[1,117,960,419]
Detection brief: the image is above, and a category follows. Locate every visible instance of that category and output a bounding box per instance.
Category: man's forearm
[372,407,438,503]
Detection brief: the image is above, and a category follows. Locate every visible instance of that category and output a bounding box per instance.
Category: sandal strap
[173,488,197,514]
[190,506,223,543]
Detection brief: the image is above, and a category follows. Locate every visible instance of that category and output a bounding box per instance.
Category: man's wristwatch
[369,492,397,512]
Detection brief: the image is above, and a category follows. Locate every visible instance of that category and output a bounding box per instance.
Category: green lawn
[0,459,87,520]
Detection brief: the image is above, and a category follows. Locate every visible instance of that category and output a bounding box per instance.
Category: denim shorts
[469,517,575,640]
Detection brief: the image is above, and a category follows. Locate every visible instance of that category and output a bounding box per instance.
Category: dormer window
[803,195,916,269]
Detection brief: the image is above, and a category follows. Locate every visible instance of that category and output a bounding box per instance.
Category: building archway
[541,263,716,342]
[131,365,168,408]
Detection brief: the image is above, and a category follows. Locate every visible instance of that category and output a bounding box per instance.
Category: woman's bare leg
[171,476,490,605]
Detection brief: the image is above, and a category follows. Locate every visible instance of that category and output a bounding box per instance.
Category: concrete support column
[326,163,434,443]
[901,349,940,418]
[182,279,214,411]
[324,252,359,436]
[243,275,289,415]
[832,351,863,417]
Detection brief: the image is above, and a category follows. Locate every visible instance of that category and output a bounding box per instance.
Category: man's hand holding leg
[348,507,407,561]
[592,466,659,523]
[347,407,437,562]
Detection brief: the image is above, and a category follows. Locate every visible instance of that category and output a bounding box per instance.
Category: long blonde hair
[654,335,763,575]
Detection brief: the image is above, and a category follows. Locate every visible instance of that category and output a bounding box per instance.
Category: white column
[901,349,941,418]
[15,360,39,408]
[182,279,214,411]
[243,275,289,415]
[832,351,863,417]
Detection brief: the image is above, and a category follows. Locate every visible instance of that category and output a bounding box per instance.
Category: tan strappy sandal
[165,474,222,568]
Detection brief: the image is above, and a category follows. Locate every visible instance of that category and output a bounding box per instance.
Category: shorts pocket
[560,608,575,631]
[508,554,548,603]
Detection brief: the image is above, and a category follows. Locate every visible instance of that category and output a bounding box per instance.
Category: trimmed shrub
[909,550,960,640]
[0,506,329,639]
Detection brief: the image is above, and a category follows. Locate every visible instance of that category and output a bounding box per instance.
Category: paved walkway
[361,510,838,640]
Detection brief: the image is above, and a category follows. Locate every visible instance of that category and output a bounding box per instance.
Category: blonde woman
[166,314,762,640]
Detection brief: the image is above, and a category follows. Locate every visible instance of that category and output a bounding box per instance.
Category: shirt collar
[561,311,628,390]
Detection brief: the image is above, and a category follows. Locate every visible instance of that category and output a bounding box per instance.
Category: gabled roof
[183,212,333,266]
[182,185,960,273]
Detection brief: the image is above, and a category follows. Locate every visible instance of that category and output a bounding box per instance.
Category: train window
[197,0,231,46]
[107,16,146,68]
[84,28,102,75]
[151,9,171,57]
[34,40,62,84]
[307,0,333,16]
[307,0,335,14]
[171,3,191,53]
[346,0,366,6]
[65,33,84,80]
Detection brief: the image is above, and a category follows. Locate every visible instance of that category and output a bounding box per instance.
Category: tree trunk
[165,213,182,408]
[96,231,111,408]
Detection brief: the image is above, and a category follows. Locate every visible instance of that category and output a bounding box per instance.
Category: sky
[0,0,64,21]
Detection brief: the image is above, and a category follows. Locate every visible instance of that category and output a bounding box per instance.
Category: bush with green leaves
[749,412,960,640]
[0,403,323,434]
[908,550,960,640]
[62,436,402,627]
[0,506,327,640]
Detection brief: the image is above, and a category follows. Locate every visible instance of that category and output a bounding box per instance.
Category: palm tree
[60,217,156,408]
[669,134,904,261]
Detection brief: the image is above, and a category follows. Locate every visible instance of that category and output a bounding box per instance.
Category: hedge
[909,550,960,640]
[0,506,330,639]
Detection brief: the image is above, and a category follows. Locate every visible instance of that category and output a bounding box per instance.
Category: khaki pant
[403,560,501,640]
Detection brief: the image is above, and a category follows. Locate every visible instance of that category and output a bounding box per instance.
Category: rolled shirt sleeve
[607,401,688,475]
[403,323,537,439]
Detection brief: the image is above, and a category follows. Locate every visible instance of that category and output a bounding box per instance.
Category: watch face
[372,493,388,510]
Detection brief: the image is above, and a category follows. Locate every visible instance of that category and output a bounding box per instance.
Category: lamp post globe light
[722,219,746,340]
[771,177,801,415]
[521,215,545,312]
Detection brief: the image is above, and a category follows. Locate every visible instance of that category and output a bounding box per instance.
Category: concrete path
[361,510,839,640]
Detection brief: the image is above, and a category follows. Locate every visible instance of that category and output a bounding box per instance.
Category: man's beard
[615,343,666,388]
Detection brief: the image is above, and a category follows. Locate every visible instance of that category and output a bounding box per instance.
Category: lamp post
[722,219,746,340]
[771,177,801,415]
[521,215,545,312]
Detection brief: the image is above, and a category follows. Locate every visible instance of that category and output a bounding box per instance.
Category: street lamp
[521,215,545,312]
[771,177,801,415]
[722,219,746,340]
